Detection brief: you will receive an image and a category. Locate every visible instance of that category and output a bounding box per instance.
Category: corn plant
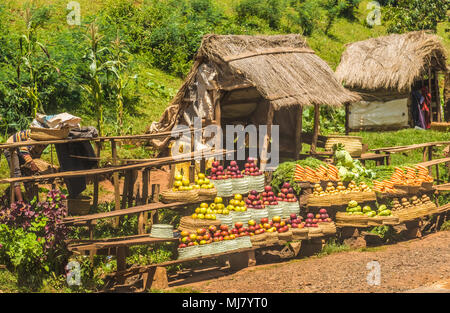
[14,7,59,119]
[81,23,118,136]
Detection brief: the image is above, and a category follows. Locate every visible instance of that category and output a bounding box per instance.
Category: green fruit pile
[346,201,392,217]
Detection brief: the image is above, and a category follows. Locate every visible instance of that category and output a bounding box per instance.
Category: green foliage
[383,0,449,33]
[370,225,397,243]
[235,0,284,30]
[441,221,450,232]
[316,238,351,257]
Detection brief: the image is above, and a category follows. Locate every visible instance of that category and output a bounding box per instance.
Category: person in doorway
[3,129,47,202]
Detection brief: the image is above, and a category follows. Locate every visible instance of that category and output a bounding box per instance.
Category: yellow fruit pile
[312,181,371,196]
[192,173,214,189]
[172,174,193,191]
[226,194,247,213]
[192,197,227,219]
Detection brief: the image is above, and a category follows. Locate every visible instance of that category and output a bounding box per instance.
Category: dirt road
[184,231,450,293]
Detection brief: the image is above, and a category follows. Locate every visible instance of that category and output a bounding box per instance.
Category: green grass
[149,286,201,293]
[441,221,450,231]
[315,239,351,257]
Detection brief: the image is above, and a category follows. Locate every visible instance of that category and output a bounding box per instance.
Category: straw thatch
[336,31,448,93]
[172,34,359,110]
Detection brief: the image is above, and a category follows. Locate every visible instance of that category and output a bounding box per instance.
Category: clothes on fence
[420,86,431,129]
[67,126,99,139]
[55,141,97,198]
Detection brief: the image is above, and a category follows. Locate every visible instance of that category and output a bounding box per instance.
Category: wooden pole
[434,71,442,122]
[93,140,102,211]
[428,66,434,122]
[111,139,121,227]
[9,148,16,204]
[295,105,303,160]
[311,103,320,154]
[260,103,274,171]
[345,103,350,135]
[189,126,195,183]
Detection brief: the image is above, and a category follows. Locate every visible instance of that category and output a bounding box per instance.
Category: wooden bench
[416,157,450,184]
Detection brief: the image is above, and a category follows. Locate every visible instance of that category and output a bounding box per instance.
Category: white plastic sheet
[348,98,409,130]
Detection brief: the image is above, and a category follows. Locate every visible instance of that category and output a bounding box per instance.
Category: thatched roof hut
[150,34,360,165]
[336,31,447,93]
[335,31,448,130]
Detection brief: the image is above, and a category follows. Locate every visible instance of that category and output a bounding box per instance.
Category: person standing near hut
[3,129,47,201]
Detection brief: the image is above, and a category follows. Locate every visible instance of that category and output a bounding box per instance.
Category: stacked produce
[390,195,437,222]
[244,157,263,176]
[373,166,433,193]
[209,160,233,197]
[285,213,305,229]
[345,200,392,216]
[312,181,371,196]
[304,210,332,227]
[246,190,264,209]
[333,144,375,182]
[192,173,214,189]
[226,161,244,178]
[192,202,219,220]
[261,186,278,206]
[172,174,194,191]
[208,161,228,180]
[244,157,265,192]
[278,182,298,203]
[229,222,252,237]
[294,164,339,182]
[227,194,247,212]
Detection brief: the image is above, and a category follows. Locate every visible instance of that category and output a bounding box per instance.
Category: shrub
[235,0,284,30]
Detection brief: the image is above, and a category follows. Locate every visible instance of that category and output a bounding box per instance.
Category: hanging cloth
[420,86,431,129]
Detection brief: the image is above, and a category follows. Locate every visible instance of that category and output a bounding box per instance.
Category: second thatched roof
[335,31,448,93]
[171,34,359,110]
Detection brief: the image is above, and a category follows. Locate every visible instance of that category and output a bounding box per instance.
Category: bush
[235,0,284,30]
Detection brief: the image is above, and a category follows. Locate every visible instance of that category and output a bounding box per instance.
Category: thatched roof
[335,31,448,93]
[172,34,360,110]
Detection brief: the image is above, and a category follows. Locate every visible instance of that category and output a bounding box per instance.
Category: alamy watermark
[366,1,381,26]
[67,1,81,26]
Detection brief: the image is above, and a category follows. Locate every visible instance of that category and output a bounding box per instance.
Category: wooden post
[111,139,121,227]
[428,146,433,175]
[189,126,196,183]
[127,170,137,208]
[422,147,428,162]
[260,103,274,172]
[345,103,350,135]
[444,71,450,122]
[9,148,16,204]
[434,71,442,122]
[310,103,320,154]
[116,246,127,285]
[121,171,130,211]
[93,141,102,211]
[295,105,303,160]
[214,90,221,128]
[428,66,434,122]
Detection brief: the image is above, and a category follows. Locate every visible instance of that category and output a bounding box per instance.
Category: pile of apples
[261,186,278,206]
[246,190,264,209]
[256,216,289,233]
[304,209,332,227]
[226,161,244,179]
[285,213,305,229]
[244,157,263,176]
[277,182,298,202]
[192,197,228,219]
[178,225,237,248]
[230,222,251,237]
[247,219,266,235]
[226,194,247,212]
[209,161,229,180]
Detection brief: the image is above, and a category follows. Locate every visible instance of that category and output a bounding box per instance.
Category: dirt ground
[181,231,450,293]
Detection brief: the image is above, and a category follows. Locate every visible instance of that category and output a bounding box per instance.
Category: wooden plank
[434,183,450,191]
[111,139,121,228]
[223,47,315,63]
[434,71,442,122]
[429,66,433,122]
[63,201,195,224]
[371,141,450,153]
[0,149,234,185]
[219,83,253,91]
[70,236,178,251]
[416,157,450,168]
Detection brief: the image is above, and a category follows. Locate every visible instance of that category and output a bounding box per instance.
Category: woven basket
[292,228,309,240]
[224,239,238,251]
[265,232,278,245]
[197,188,217,202]
[236,236,252,249]
[352,191,377,203]
[335,212,369,227]
[277,231,293,242]
[307,227,323,238]
[29,126,70,141]
[161,189,199,204]
[250,233,267,244]
[177,245,201,260]
[232,177,250,195]
[319,222,337,235]
[307,195,333,207]
[421,182,433,191]
[325,135,363,157]
[212,179,233,197]
[67,196,91,216]
[150,224,174,238]
[178,216,221,233]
